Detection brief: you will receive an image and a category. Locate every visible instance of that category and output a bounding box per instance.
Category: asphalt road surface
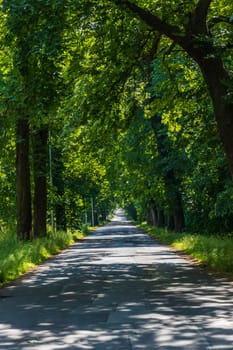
[0,209,233,349]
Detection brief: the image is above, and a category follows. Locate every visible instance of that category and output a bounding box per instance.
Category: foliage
[49,116,117,228]
[115,43,233,233]
[1,0,233,244]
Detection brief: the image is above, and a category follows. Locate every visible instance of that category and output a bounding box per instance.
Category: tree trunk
[173,197,185,232]
[147,199,158,226]
[147,206,157,226]
[16,117,32,240]
[196,56,233,178]
[213,101,233,179]
[32,127,48,237]
[151,115,185,231]
[182,37,233,178]
[55,203,67,231]
[168,214,175,231]
[157,207,165,227]
[53,148,67,231]
[150,206,158,226]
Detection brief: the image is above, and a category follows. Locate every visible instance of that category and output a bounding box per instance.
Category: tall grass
[139,223,233,276]
[0,228,85,286]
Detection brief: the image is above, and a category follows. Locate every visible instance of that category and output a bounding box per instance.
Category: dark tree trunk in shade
[52,148,67,231]
[16,117,32,240]
[157,207,165,227]
[151,115,185,232]
[32,127,48,237]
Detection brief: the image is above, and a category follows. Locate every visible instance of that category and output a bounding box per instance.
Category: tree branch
[209,16,233,28]
[112,0,184,43]
[196,0,212,17]
[190,0,213,33]
[143,34,161,61]
[111,0,215,59]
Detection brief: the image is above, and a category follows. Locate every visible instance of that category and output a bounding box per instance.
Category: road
[0,209,233,349]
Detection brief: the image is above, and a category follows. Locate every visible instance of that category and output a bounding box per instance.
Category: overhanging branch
[111,0,215,60]
[195,0,213,17]
[112,0,184,43]
[190,0,213,33]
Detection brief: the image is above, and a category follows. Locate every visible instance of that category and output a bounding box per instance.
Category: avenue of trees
[0,0,233,239]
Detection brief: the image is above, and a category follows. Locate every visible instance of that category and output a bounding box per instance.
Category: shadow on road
[0,209,233,349]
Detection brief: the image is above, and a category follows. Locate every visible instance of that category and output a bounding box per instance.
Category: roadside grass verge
[0,228,87,287]
[139,223,233,277]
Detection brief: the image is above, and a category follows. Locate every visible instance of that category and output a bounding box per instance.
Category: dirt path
[0,209,233,349]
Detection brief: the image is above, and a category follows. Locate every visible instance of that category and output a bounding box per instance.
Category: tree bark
[32,127,48,237]
[16,117,32,240]
[195,56,233,178]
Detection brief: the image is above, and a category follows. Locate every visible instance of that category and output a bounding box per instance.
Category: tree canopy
[0,0,233,237]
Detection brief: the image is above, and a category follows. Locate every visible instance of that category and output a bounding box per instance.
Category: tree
[0,112,16,230]
[0,0,33,238]
[148,48,233,233]
[2,0,67,238]
[61,123,115,227]
[1,0,233,236]
[150,114,185,231]
[111,0,233,178]
[16,115,32,239]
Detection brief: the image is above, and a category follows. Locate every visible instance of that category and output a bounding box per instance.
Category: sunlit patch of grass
[139,223,233,276]
[0,228,85,286]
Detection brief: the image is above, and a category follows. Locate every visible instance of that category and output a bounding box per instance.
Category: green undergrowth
[139,223,233,277]
[0,227,88,287]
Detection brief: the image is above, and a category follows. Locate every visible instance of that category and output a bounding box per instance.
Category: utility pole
[48,130,54,231]
[91,197,94,226]
[84,197,88,225]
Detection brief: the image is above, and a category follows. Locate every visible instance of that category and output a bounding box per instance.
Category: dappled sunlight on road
[0,209,233,349]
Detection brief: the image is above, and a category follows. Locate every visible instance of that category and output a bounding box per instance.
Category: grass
[139,223,233,277]
[2,221,233,287]
[0,227,87,287]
